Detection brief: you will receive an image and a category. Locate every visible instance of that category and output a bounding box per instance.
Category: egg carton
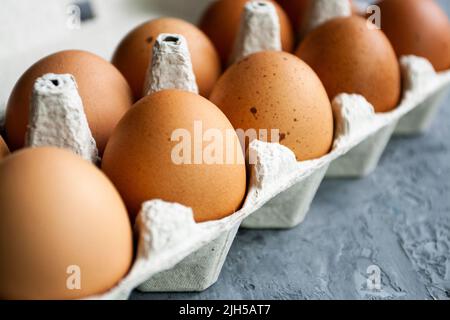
[138,224,240,292]
[241,165,329,229]
[325,58,450,179]
[83,56,450,298]
[325,122,398,178]
[394,84,450,136]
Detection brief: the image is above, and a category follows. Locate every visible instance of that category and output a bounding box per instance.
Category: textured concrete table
[132,1,450,300]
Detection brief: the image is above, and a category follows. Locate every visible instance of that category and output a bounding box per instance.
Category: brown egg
[296,16,401,113]
[112,18,221,99]
[102,90,247,222]
[5,50,133,153]
[209,51,334,161]
[376,0,450,71]
[0,136,9,160]
[0,147,133,300]
[199,0,294,66]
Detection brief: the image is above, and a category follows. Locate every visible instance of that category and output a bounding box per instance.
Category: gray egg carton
[394,85,450,136]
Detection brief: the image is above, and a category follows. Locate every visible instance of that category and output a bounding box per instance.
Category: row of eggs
[0,0,449,299]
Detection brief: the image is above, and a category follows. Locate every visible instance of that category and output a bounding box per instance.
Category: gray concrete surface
[132,1,450,300]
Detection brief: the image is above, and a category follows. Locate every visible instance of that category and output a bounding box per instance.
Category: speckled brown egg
[102,90,247,223]
[5,50,133,153]
[376,0,450,71]
[199,0,294,66]
[296,16,401,113]
[0,136,9,160]
[209,51,334,161]
[0,147,133,300]
[112,18,221,99]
